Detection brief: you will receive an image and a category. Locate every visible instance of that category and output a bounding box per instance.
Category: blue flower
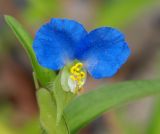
[33,18,130,79]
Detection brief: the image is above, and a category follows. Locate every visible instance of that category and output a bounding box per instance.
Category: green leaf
[65,79,160,133]
[37,88,69,134]
[52,67,75,124]
[4,15,56,87]
[147,97,160,134]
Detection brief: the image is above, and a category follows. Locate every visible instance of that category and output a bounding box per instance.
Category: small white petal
[68,77,77,93]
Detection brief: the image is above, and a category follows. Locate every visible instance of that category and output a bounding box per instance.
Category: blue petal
[78,27,130,79]
[33,18,87,70]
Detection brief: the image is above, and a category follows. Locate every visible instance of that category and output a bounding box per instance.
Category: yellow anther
[69,62,86,93]
[76,72,82,76]
[76,75,82,81]
[76,67,80,71]
[70,66,77,74]
[75,63,83,68]
[80,71,86,78]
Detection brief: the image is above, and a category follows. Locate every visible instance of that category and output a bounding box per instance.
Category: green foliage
[147,97,160,134]
[65,79,160,133]
[147,52,160,134]
[4,15,56,87]
[52,72,75,124]
[37,89,69,134]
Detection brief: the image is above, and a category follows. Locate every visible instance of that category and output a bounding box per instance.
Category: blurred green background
[0,0,160,134]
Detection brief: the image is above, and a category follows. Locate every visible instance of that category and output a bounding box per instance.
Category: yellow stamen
[70,66,76,74]
[75,63,83,68]
[80,72,85,78]
[76,75,82,81]
[69,62,86,93]
[76,68,80,71]
[74,71,80,76]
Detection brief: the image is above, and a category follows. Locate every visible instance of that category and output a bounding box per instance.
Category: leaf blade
[4,15,56,87]
[146,97,160,134]
[65,79,160,133]
[51,67,75,124]
[37,89,69,134]
[4,15,35,65]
